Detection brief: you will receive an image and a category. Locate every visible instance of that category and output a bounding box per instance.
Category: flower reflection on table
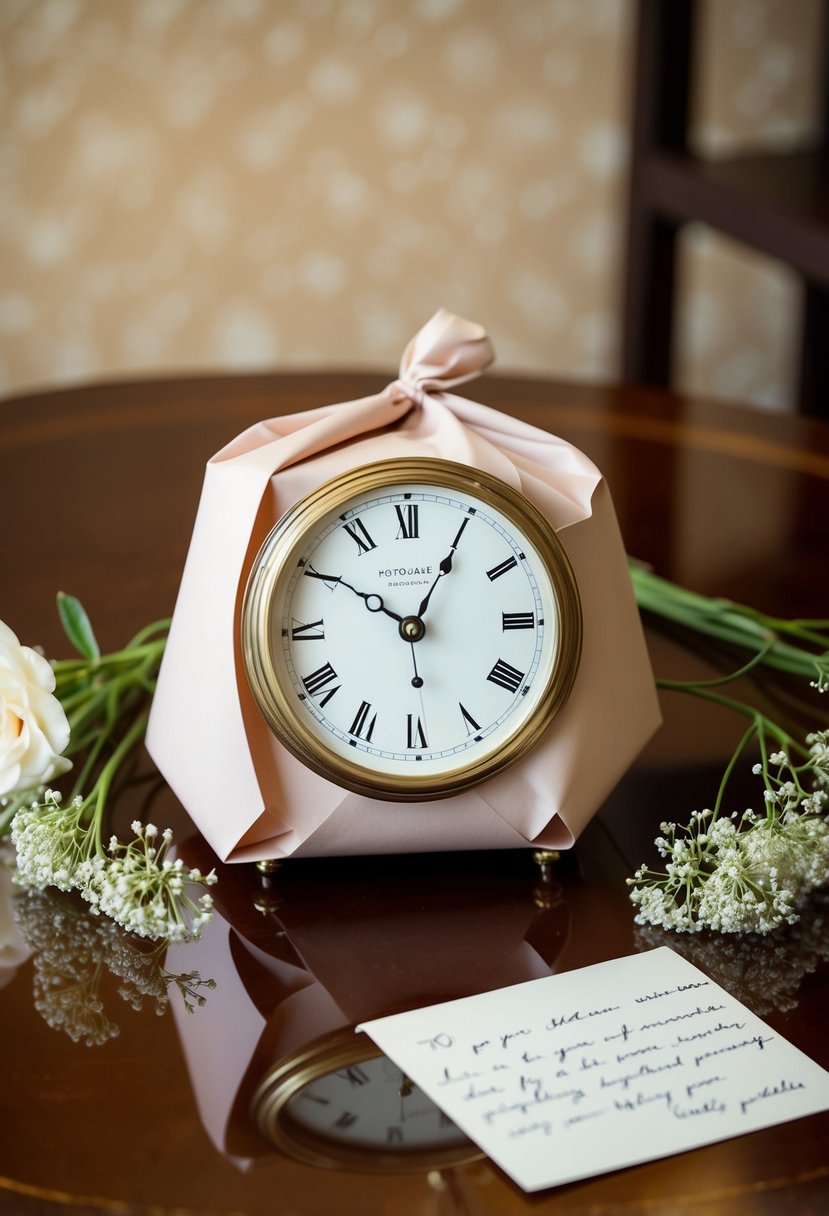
[635,889,829,1018]
[8,874,215,1046]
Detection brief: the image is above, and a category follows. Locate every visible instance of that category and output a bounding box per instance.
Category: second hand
[410,641,423,689]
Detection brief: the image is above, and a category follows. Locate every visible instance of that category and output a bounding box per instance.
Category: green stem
[630,564,829,680]
[654,639,776,691]
[83,710,150,855]
[711,719,759,819]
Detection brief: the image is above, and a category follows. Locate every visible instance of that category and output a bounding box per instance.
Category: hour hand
[305,566,402,623]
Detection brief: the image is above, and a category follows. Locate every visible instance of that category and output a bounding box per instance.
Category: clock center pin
[400,615,425,643]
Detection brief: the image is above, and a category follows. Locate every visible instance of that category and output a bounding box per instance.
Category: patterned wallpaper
[0,0,822,408]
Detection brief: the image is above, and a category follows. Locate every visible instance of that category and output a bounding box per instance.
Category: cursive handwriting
[359,949,829,1194]
[672,1096,727,1118]
[635,981,710,1004]
[675,1020,746,1045]
[547,1005,620,1031]
[600,1054,685,1092]
[694,1034,772,1068]
[740,1078,806,1115]
[639,1004,727,1032]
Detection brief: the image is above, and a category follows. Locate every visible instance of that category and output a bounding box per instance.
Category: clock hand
[399,1072,413,1122]
[306,566,403,623]
[409,641,423,689]
[415,514,470,620]
[415,550,453,619]
[307,565,425,687]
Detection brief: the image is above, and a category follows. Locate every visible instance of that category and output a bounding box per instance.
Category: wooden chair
[622,0,829,416]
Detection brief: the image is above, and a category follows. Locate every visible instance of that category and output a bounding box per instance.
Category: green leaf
[57,592,100,662]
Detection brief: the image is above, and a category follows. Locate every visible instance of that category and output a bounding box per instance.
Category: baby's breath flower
[82,821,216,943]
[13,882,216,1042]
[11,790,92,892]
[635,889,829,1016]
[630,734,829,935]
[810,652,829,693]
[3,603,191,942]
[807,730,829,788]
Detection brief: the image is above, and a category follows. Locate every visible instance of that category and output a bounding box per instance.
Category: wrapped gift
[146,310,659,862]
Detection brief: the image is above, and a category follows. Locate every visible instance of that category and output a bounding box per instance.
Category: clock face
[253,1036,480,1171]
[242,458,581,800]
[283,1056,467,1153]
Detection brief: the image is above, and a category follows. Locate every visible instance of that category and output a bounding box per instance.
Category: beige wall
[0,0,822,408]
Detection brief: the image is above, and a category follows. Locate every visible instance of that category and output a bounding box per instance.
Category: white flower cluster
[634,889,829,1016]
[10,790,88,892]
[629,733,829,935]
[81,821,217,944]
[808,729,829,787]
[14,883,216,1044]
[21,890,121,1047]
[12,793,216,943]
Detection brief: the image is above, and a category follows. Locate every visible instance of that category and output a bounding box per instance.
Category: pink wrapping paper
[146,310,659,862]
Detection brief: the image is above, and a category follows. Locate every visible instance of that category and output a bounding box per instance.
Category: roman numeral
[406,714,428,749]
[394,503,419,539]
[386,1127,404,1144]
[502,611,534,631]
[487,658,525,694]
[298,1091,330,1106]
[290,618,325,641]
[334,1111,359,1128]
[348,700,377,742]
[304,566,340,590]
[343,517,376,554]
[459,702,482,736]
[486,555,518,581]
[337,1066,370,1087]
[302,662,340,706]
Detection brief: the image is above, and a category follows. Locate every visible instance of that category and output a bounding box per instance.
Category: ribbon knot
[389,308,495,409]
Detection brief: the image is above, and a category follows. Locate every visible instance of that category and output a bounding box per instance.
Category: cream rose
[0,619,71,797]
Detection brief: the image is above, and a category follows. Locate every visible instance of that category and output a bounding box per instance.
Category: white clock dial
[252,1034,481,1170]
[242,459,581,800]
[283,1056,467,1151]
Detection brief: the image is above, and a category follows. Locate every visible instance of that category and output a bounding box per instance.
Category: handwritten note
[358,947,829,1192]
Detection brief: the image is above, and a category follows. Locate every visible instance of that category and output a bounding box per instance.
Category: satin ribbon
[389,307,495,409]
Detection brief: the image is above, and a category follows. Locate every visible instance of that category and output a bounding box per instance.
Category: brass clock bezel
[241,457,582,802]
[251,1028,481,1173]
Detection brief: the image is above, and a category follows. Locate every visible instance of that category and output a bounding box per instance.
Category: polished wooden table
[1,372,828,1214]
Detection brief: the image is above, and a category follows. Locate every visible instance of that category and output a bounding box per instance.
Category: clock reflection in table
[163,839,574,1173]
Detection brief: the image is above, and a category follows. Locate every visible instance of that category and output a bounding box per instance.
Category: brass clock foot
[253,891,283,916]
[532,849,563,909]
[532,848,560,882]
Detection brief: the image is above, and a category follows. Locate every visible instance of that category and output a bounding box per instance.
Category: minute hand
[416,550,454,619]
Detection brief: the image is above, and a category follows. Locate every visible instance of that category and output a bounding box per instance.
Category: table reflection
[162,841,570,1172]
[9,878,215,1045]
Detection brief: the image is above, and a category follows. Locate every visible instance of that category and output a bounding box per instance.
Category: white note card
[357,947,829,1193]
